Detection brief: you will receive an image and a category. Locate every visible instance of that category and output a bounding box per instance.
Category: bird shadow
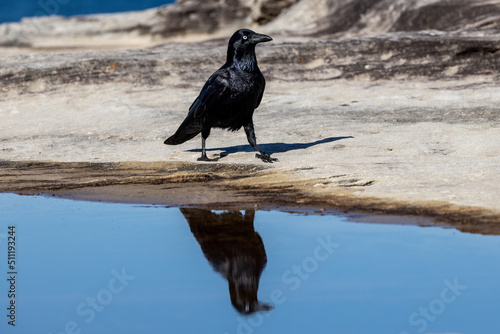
[187,136,353,156]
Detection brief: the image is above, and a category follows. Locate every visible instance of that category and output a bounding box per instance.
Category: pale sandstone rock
[0,0,499,223]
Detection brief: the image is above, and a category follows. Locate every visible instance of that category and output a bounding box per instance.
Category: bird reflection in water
[180,208,273,315]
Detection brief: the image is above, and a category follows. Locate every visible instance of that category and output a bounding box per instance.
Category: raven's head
[229,29,273,51]
[226,29,272,70]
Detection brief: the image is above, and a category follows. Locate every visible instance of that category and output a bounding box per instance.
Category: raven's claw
[256,153,278,163]
[197,156,220,162]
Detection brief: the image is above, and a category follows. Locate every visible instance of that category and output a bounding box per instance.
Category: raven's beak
[251,33,273,44]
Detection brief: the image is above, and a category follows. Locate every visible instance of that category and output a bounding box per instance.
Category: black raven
[164,29,277,163]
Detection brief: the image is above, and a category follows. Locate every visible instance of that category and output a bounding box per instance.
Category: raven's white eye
[242,35,248,40]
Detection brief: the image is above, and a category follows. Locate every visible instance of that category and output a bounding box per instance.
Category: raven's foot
[197,153,227,162]
[197,156,219,162]
[256,153,278,163]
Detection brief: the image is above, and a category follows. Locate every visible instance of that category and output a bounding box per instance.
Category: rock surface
[266,0,500,37]
[1,0,499,227]
[3,0,500,50]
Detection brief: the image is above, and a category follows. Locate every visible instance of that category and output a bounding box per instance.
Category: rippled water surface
[0,193,499,334]
[0,0,175,24]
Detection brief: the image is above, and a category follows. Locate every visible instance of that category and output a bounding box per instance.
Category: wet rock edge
[1,160,498,235]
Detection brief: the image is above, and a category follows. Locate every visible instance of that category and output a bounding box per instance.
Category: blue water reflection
[0,193,499,334]
[182,209,272,315]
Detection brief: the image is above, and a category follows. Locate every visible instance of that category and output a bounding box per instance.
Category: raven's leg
[244,122,278,163]
[197,127,219,162]
[198,137,210,161]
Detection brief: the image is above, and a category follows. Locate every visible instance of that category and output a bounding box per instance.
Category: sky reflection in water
[0,193,499,334]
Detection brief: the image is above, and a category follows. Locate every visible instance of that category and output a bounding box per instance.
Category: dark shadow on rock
[188,136,353,156]
[180,208,273,315]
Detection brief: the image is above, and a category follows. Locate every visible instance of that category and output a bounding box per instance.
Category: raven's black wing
[254,76,265,110]
[164,68,230,145]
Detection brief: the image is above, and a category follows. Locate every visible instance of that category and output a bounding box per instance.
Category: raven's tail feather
[165,110,202,145]
[164,130,200,145]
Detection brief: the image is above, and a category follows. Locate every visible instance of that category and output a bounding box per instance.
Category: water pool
[0,193,498,334]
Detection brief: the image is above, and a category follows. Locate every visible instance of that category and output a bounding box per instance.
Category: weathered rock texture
[3,0,500,49]
[2,33,500,89]
[266,0,500,37]
[1,0,499,227]
[0,0,299,49]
